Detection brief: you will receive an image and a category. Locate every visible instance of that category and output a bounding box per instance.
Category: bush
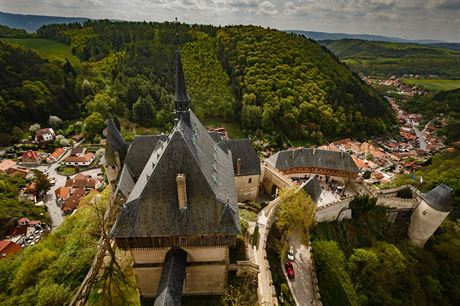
[396,187,413,199]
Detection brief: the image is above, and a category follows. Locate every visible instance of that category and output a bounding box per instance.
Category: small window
[248,178,252,184]
[422,210,427,215]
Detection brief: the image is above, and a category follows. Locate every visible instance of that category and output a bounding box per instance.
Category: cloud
[0,0,458,42]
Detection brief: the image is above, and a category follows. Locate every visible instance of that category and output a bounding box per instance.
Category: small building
[0,240,21,259]
[63,152,95,166]
[20,151,42,165]
[0,159,17,173]
[65,173,103,190]
[47,147,66,163]
[218,139,261,202]
[35,128,55,144]
[55,186,72,206]
[70,147,86,156]
[6,166,30,179]
[62,187,86,214]
[408,184,453,246]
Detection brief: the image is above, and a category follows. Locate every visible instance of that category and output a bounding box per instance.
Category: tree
[32,169,51,197]
[86,92,115,118]
[396,187,413,199]
[29,123,41,133]
[132,96,155,127]
[349,195,377,219]
[84,112,105,137]
[48,115,63,128]
[276,188,316,243]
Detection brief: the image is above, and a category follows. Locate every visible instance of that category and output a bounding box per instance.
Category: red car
[285,261,295,280]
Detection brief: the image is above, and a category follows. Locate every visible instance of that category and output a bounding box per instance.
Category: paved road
[284,241,316,306]
[413,124,427,151]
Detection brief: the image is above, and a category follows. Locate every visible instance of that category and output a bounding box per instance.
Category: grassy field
[0,37,80,67]
[402,78,460,91]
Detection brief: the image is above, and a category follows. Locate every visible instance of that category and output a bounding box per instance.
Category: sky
[1,0,459,42]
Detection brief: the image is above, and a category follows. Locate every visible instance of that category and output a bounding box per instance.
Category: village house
[20,150,42,165]
[55,186,72,206]
[35,128,55,145]
[65,173,103,190]
[0,159,17,173]
[62,187,86,214]
[6,166,30,179]
[0,240,21,259]
[47,147,66,163]
[63,151,95,166]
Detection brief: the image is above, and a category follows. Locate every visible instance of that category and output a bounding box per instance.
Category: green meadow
[402,78,460,91]
[1,38,80,67]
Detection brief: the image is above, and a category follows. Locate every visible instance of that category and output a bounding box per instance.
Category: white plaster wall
[408,200,449,246]
[235,175,260,202]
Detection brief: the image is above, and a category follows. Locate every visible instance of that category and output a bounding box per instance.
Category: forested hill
[1,21,393,143]
[321,39,460,78]
[218,27,392,141]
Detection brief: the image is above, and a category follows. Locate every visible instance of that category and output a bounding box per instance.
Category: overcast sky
[1,0,459,42]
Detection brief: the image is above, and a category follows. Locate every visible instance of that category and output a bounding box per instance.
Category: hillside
[32,22,394,143]
[0,40,81,140]
[218,26,393,142]
[288,30,451,44]
[0,11,88,32]
[321,39,460,78]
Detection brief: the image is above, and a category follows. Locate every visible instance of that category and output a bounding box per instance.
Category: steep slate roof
[208,131,223,143]
[300,175,322,203]
[124,135,168,180]
[111,112,240,237]
[420,184,453,213]
[154,247,187,306]
[266,148,359,173]
[105,119,128,164]
[218,139,261,176]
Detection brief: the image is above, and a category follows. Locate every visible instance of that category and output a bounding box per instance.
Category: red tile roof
[21,150,40,162]
[65,174,98,189]
[0,240,21,258]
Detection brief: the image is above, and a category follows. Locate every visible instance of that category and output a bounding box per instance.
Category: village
[0,123,106,258]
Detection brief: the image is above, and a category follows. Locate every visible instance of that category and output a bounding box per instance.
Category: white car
[287,245,295,262]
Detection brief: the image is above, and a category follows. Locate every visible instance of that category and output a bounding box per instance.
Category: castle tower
[408,184,453,246]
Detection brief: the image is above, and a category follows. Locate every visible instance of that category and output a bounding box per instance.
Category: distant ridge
[0,11,90,32]
[287,30,453,45]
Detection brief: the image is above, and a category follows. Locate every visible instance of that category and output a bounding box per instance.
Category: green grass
[402,78,460,91]
[202,118,244,139]
[1,38,81,67]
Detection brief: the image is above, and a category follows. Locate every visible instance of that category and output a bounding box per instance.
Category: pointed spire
[174,18,190,123]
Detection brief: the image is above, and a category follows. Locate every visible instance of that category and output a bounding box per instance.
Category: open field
[402,79,460,91]
[0,37,80,66]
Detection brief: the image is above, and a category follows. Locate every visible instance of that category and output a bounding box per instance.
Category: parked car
[285,261,295,280]
[49,177,56,185]
[287,245,295,261]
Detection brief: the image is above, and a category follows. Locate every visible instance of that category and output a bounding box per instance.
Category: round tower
[408,184,453,246]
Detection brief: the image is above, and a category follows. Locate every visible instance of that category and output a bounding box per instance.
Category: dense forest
[1,21,394,145]
[0,41,80,144]
[218,26,393,142]
[322,39,460,78]
[312,197,460,306]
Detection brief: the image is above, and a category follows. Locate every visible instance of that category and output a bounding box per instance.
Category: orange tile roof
[64,152,94,163]
[55,186,71,199]
[50,148,65,159]
[0,159,16,172]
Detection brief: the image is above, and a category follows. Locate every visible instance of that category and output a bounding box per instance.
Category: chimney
[236,158,242,175]
[176,173,187,209]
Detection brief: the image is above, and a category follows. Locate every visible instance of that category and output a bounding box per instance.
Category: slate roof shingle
[218,139,261,176]
[420,184,453,213]
[266,148,359,174]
